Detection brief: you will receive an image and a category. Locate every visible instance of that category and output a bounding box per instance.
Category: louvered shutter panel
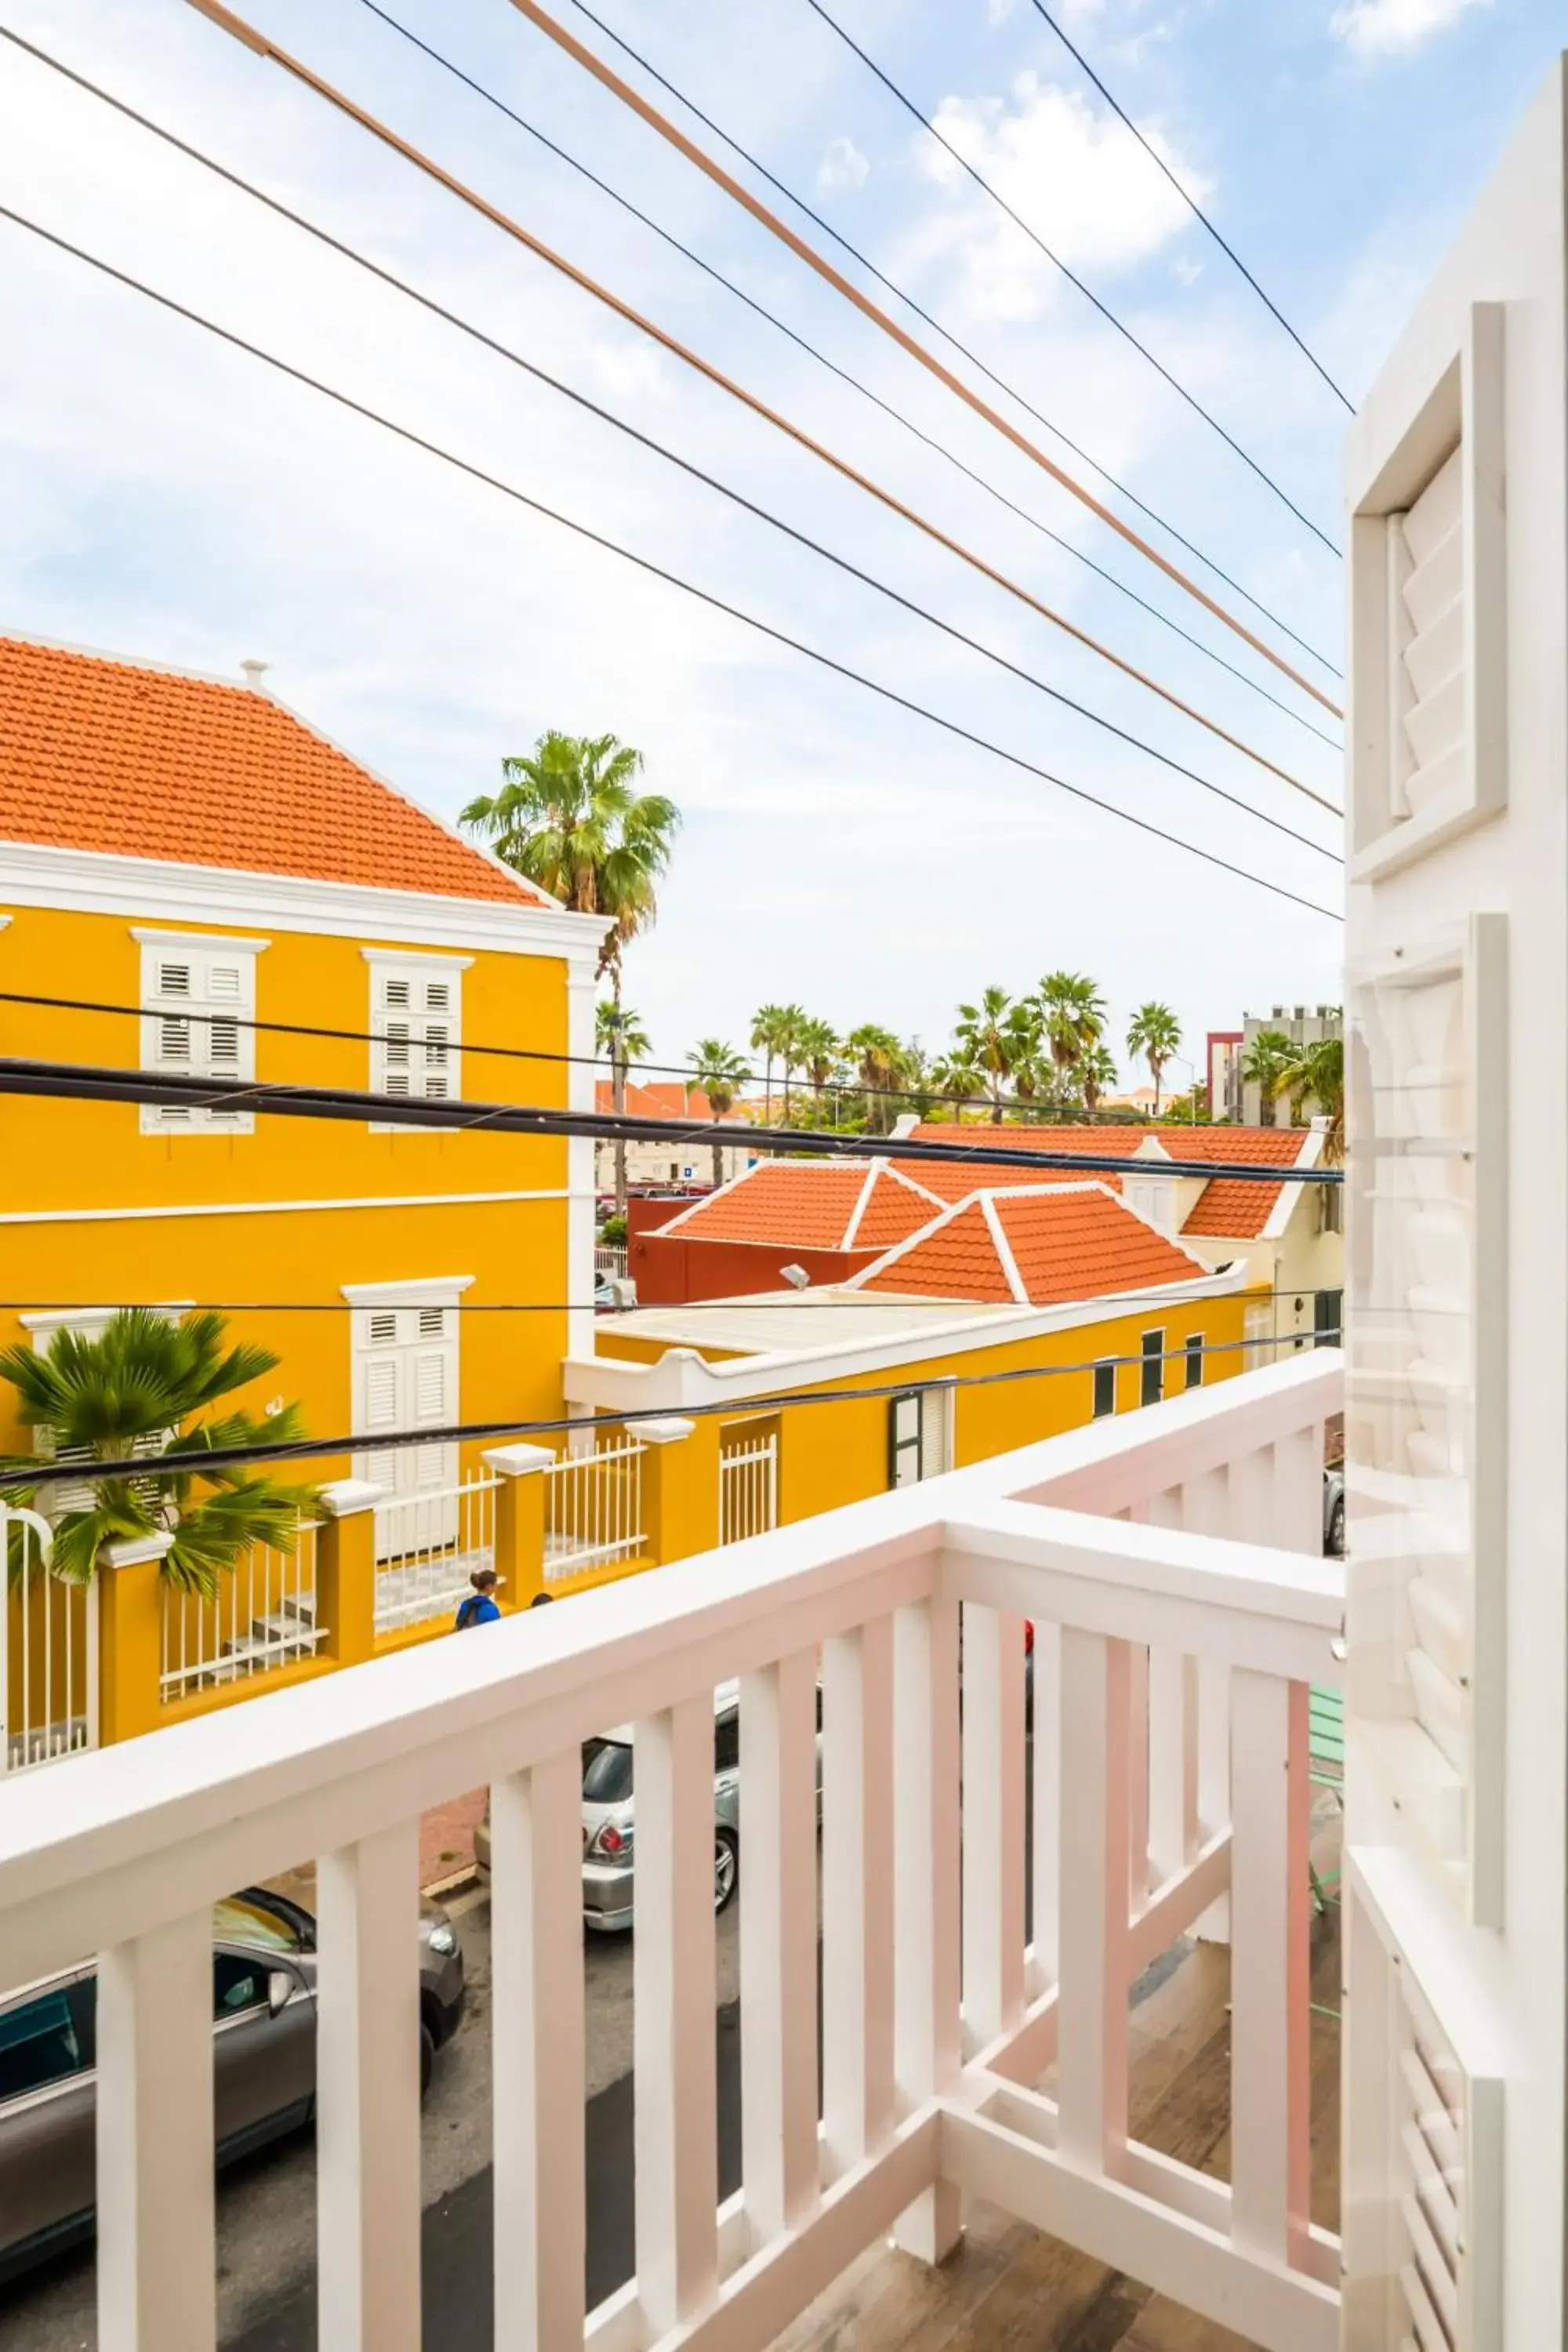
[1397,445,1466,821]
[369,967,463,1109]
[142,944,256,1129]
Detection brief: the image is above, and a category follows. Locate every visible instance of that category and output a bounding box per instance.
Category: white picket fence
[0,1503,96,1773]
[161,1521,322,1701]
[720,1428,779,1544]
[594,1243,628,1279]
[543,1439,646,1581]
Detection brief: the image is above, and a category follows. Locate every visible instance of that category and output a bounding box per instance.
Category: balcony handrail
[0,1349,1341,1998]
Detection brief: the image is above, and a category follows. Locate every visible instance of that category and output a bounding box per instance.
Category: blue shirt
[453,1593,501,1630]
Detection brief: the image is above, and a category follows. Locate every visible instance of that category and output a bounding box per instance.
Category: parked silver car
[0,1883,464,2285]
[476,1679,822,1929]
[1324,1466,1345,1555]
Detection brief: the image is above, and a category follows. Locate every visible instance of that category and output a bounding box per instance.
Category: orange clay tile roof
[853,1184,1212,1308]
[0,636,552,906]
[653,1159,942,1252]
[595,1080,719,1121]
[891,1154,1118,1204]
[906,1122,1314,1241]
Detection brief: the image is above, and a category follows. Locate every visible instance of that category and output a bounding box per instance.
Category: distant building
[1239,1002,1341,1125]
[593,1078,757,1194]
[1206,1030,1243,1120]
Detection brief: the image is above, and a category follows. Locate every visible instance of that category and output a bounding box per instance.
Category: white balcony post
[822,1616,895,2178]
[317,1819,422,2352]
[1146,1490,1199,1892]
[961,1604,1025,2048]
[1229,1668,1312,2269]
[492,1750,586,2352]
[739,1649,820,2244]
[1056,1628,1131,2174]
[634,1697,719,2332]
[96,1910,216,2352]
[1029,1617,1062,1994]
[892,1593,961,2260]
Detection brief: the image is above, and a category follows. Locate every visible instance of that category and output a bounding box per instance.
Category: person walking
[453,1566,504,1629]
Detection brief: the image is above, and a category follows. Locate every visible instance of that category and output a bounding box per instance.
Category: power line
[1022,0,1354,415]
[185,0,1340,705]
[0,205,1343,920]
[0,1286,1349,1315]
[543,0,1344,681]
[0,1326,1340,1490]
[354,0,1341,753]
[0,34,1338,837]
[0,993,1354,1176]
[114,25,1335,817]
[2,986,1324,1135]
[0,1053,1345,1183]
[798,0,1341,555]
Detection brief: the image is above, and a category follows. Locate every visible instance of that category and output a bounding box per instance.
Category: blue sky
[0,0,1557,1092]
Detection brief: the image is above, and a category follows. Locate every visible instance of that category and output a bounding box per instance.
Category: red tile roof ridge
[0,632,560,910]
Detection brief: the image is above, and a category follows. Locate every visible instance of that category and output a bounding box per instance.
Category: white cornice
[361,946,474,971]
[131,926,270,955]
[0,1187,582,1227]
[0,842,607,969]
[341,1274,475,1306]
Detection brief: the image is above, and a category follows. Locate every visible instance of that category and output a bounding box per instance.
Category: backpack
[454,1595,485,1631]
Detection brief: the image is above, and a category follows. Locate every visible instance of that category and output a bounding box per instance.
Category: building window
[1185,1334,1204,1390]
[134,930,267,1134]
[1092,1361,1116,1419]
[343,1278,472,1559]
[1141,1330,1166,1407]
[364,952,471,1123]
[1314,1290,1344,1348]
[889,1388,952,1487]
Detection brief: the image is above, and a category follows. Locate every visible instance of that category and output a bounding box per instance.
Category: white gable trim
[0,842,606,968]
[979,1193,1028,1305]
[840,1163,883,1250]
[653,1159,771,1236]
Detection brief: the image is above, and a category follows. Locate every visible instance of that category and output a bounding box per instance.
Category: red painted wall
[626,1227,884,1305]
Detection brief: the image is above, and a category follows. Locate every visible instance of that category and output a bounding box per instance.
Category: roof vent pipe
[240,659,270,693]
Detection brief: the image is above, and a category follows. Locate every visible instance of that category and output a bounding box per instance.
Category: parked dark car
[0,1883,464,2284]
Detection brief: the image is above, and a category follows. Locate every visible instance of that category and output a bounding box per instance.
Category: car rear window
[582,1739,633,1803]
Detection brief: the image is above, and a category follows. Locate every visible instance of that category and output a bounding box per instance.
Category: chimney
[240,659,270,694]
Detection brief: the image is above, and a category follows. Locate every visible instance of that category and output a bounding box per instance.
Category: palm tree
[1004,1000,1045,1116]
[750,1004,793,1125]
[797,1018,840,1120]
[0,1310,318,1597]
[770,1004,808,1122]
[954,987,1019,1123]
[1241,1027,1294,1128]
[1127,1002,1182,1116]
[690,1039,750,1189]
[597,1000,651,1215]
[844,1023,906,1136]
[930,1052,985,1111]
[1037,972,1107,1103]
[461,731,679,1001]
[1081,1044,1118,1113]
[1272,1033,1344,1160]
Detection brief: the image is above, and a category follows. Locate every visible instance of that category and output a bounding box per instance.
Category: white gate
[0,1503,96,1773]
[719,1428,779,1545]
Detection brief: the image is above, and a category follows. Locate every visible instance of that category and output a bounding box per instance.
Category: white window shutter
[140,938,258,1134]
[369,964,463,1114]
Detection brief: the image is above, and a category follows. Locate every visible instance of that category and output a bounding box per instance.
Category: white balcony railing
[161,1519,322,1699]
[544,1438,646,1579]
[0,1351,1342,2352]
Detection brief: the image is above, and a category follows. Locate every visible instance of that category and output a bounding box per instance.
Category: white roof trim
[0,841,606,967]
[340,1275,476,1306]
[653,1158,771,1235]
[980,1193,1029,1305]
[840,1162,883,1250]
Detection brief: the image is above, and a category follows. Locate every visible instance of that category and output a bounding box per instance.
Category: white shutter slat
[365,1359,401,1428]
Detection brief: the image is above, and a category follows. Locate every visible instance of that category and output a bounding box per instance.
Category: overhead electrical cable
[352,0,1339,751]
[0,205,1342,918]
[521,0,1343,681]
[0,34,1340,831]
[1022,0,1354,414]
[114,19,1337,812]
[800,0,1341,552]
[184,0,1342,715]
[0,989,1305,1131]
[0,1322,1337,1493]
[0,1054,1345,1182]
[0,1287,1350,1315]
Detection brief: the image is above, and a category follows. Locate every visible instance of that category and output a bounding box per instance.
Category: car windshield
[212,1896,305,1951]
[582,1738,633,1805]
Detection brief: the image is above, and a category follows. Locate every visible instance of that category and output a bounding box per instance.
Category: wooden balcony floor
[777,1886,1341,2352]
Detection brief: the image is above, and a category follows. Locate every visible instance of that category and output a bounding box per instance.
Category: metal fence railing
[161,1520,322,1704]
[372,1474,497,1635]
[720,1430,779,1546]
[594,1243,629,1280]
[2,1504,97,1773]
[543,1440,645,1581]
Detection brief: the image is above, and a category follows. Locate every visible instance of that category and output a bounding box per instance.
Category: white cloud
[909,71,1208,321]
[1171,252,1203,286]
[1329,0,1490,59]
[815,135,869,194]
